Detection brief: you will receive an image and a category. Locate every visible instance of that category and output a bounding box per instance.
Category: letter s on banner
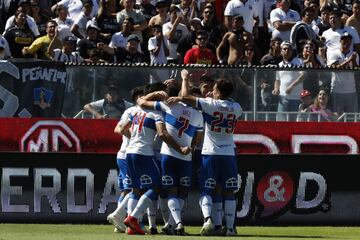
[234,134,279,154]
[291,135,358,154]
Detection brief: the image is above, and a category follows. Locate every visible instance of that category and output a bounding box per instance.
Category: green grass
[0,224,359,240]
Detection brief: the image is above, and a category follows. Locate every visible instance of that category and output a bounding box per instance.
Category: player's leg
[220,155,238,236]
[211,186,224,235]
[199,155,217,235]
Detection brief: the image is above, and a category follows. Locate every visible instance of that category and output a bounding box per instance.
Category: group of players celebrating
[106,69,242,236]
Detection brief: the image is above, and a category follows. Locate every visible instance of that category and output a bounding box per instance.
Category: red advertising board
[0,118,359,154]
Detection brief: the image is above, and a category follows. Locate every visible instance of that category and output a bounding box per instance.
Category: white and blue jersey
[196,97,242,192]
[196,97,242,156]
[126,106,163,156]
[154,101,204,161]
[125,106,163,189]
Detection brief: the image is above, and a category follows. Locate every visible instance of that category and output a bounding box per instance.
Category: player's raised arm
[137,91,168,109]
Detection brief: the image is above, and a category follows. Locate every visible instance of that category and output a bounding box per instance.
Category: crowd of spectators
[1,0,360,118]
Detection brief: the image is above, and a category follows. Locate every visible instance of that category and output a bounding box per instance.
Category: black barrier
[0,152,359,225]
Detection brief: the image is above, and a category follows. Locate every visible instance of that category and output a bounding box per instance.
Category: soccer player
[107,86,143,233]
[120,90,191,235]
[167,73,242,236]
[137,84,204,235]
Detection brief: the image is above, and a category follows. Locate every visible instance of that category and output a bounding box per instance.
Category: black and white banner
[0,153,360,225]
[0,59,67,118]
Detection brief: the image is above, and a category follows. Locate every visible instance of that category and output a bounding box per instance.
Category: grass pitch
[0,224,359,240]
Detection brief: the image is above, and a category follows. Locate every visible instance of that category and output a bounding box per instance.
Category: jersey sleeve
[154,101,169,112]
[196,97,212,112]
[154,111,164,123]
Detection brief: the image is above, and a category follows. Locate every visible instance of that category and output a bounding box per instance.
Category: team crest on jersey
[140,175,152,185]
[123,176,132,186]
[162,175,174,186]
[180,176,191,187]
[205,178,216,189]
[33,87,53,109]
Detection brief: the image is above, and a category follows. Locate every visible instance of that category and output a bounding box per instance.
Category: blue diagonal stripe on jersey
[164,113,198,137]
[203,112,231,128]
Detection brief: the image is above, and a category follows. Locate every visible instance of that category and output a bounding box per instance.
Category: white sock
[224,200,236,230]
[112,194,130,219]
[199,195,212,219]
[212,202,223,227]
[127,196,139,216]
[168,197,182,224]
[159,197,169,225]
[147,200,157,229]
[131,194,152,219]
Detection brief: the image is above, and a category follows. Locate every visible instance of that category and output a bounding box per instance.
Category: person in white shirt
[224,0,259,34]
[148,24,169,64]
[52,5,74,41]
[327,32,359,114]
[322,10,360,57]
[272,41,304,121]
[270,0,300,41]
[70,0,93,39]
[4,1,40,37]
[162,4,189,63]
[51,0,83,21]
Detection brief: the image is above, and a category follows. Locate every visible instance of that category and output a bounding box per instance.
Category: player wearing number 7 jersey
[167,77,242,236]
[137,87,204,235]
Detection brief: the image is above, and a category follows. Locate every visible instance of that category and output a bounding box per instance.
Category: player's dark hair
[215,78,234,98]
[144,82,167,95]
[131,86,144,102]
[166,85,180,97]
[190,86,201,96]
[199,75,214,85]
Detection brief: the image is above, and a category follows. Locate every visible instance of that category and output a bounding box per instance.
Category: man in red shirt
[183,30,217,65]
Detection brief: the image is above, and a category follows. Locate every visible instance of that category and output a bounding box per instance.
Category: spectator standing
[51,0,83,21]
[29,0,48,36]
[71,0,94,39]
[272,41,304,121]
[270,0,300,41]
[116,0,147,42]
[148,24,168,64]
[327,31,359,114]
[200,5,222,47]
[52,5,74,41]
[99,34,147,63]
[4,7,35,58]
[183,30,217,65]
[77,20,102,59]
[96,0,120,43]
[316,4,331,35]
[22,19,61,59]
[163,4,189,63]
[109,16,134,48]
[4,0,40,37]
[345,1,360,36]
[176,0,198,27]
[322,10,360,57]
[148,0,169,27]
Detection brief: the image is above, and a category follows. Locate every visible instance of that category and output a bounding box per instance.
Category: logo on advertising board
[237,171,331,220]
[20,120,81,152]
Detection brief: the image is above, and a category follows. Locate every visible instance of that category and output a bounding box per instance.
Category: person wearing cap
[71,0,94,39]
[83,85,133,119]
[98,33,146,63]
[327,31,359,114]
[272,41,304,121]
[216,15,252,65]
[77,20,103,59]
[0,35,12,59]
[163,4,189,63]
[322,10,360,57]
[3,7,35,58]
[270,0,300,42]
[22,19,62,59]
[47,33,83,63]
[296,89,313,121]
[345,1,360,36]
[116,0,147,43]
[4,1,40,37]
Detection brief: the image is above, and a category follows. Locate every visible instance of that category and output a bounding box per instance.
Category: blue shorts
[199,155,238,192]
[161,154,192,188]
[126,153,161,189]
[116,158,131,190]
